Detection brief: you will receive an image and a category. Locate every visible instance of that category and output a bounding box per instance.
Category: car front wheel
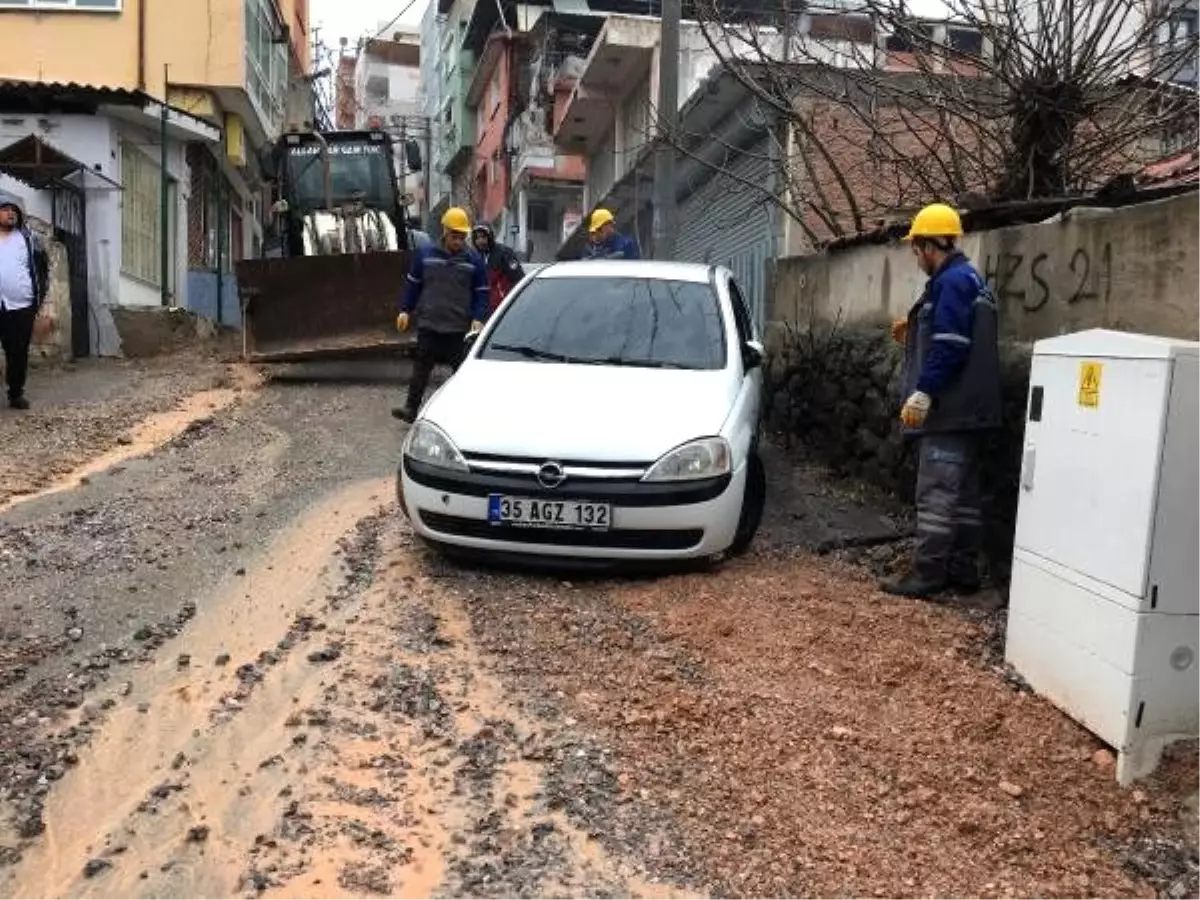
[728,451,766,557]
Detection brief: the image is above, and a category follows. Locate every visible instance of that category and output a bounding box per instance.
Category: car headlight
[403,421,469,472]
[642,437,731,482]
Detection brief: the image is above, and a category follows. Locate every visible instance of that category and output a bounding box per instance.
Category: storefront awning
[0,134,122,191]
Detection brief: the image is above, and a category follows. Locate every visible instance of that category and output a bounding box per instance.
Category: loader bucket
[236,251,413,363]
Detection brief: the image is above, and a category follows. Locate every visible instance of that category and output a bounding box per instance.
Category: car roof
[534,260,716,284]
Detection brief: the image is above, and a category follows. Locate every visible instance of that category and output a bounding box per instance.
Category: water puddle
[0,366,262,515]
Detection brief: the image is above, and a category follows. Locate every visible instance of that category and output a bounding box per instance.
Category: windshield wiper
[582,356,690,370]
[489,343,572,363]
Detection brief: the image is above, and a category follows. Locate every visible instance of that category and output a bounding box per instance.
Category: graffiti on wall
[981,242,1113,314]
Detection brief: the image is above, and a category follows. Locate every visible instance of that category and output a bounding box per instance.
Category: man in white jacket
[0,192,49,410]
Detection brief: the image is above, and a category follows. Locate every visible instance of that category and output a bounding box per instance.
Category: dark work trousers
[0,305,35,401]
[914,432,983,583]
[405,329,466,413]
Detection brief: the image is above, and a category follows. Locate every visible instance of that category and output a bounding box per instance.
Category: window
[728,279,754,346]
[480,277,727,371]
[187,146,238,270]
[245,0,287,137]
[489,69,502,119]
[807,13,873,43]
[1166,9,1198,45]
[885,23,933,52]
[527,202,550,233]
[947,27,983,56]
[0,0,121,8]
[121,142,161,287]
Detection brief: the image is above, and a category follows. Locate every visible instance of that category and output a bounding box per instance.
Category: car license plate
[487,495,611,531]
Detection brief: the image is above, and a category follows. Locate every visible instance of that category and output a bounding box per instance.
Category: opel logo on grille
[537,461,566,489]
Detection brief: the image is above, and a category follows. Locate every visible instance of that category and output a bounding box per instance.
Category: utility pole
[652,0,680,260]
[160,63,170,307]
[768,0,792,263]
[399,117,408,216]
[423,115,433,226]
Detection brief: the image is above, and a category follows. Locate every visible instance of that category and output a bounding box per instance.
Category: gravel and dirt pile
[455,555,1198,899]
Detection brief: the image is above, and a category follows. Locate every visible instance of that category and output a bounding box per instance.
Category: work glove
[395,312,410,333]
[900,391,931,428]
[890,319,908,345]
[468,319,483,335]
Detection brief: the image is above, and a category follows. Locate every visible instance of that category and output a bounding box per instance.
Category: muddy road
[0,360,1195,899]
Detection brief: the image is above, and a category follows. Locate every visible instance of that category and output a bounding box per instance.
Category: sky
[311,0,429,51]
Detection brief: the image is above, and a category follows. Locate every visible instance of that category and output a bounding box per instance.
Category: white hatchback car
[396,260,766,565]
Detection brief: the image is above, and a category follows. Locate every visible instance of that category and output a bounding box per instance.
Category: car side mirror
[742,339,764,371]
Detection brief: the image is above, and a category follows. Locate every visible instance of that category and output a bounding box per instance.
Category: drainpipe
[137,0,147,91]
[160,64,170,307]
[216,174,225,325]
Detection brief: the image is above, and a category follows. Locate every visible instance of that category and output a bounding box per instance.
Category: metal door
[52,185,90,358]
[674,135,774,331]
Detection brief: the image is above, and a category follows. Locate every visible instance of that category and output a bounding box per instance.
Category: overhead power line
[369,0,422,41]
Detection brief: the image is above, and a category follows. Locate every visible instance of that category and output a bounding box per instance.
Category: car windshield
[479,276,727,370]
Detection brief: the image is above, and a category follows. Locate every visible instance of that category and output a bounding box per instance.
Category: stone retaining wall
[765,323,1031,585]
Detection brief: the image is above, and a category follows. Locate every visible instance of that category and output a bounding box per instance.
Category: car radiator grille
[417,511,704,551]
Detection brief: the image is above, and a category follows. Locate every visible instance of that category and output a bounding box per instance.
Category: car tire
[728,451,766,557]
[395,471,410,520]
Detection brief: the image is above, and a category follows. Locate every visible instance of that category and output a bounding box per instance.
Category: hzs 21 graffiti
[981,242,1113,314]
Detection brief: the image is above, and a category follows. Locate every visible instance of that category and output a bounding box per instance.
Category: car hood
[423,359,737,463]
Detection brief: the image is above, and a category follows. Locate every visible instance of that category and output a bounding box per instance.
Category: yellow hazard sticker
[1078,361,1103,408]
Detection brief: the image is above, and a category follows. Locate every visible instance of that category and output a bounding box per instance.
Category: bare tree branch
[653,0,1199,243]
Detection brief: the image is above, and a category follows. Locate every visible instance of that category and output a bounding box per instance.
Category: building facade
[335,51,358,130]
[456,8,595,259]
[420,1,451,226]
[350,34,428,220]
[436,0,480,215]
[354,34,422,128]
[0,0,311,353]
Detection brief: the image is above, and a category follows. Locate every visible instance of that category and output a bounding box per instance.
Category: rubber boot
[880,568,948,600]
[947,569,982,596]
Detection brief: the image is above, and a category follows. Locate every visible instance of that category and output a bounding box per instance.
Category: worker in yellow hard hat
[883,201,1001,601]
[580,207,640,260]
[392,206,490,422]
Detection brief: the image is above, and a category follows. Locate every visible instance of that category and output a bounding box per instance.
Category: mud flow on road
[0,359,1194,899]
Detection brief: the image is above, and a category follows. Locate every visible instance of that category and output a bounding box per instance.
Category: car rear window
[479,276,727,370]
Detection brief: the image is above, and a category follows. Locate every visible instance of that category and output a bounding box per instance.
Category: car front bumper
[397,456,745,560]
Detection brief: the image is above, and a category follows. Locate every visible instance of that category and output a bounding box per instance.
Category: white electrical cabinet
[1005,329,1199,786]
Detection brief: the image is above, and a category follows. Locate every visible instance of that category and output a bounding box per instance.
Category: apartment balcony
[553,16,659,152]
[243,0,289,142]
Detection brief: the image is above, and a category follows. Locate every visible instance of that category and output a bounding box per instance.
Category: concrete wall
[473,49,512,225]
[30,240,72,364]
[2,0,245,100]
[280,0,311,71]
[0,113,192,325]
[517,187,582,263]
[186,272,242,329]
[770,193,1200,342]
[766,191,1200,588]
[580,30,724,207]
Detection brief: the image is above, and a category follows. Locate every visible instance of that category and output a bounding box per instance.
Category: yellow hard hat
[441,207,471,234]
[588,208,615,233]
[904,203,963,240]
